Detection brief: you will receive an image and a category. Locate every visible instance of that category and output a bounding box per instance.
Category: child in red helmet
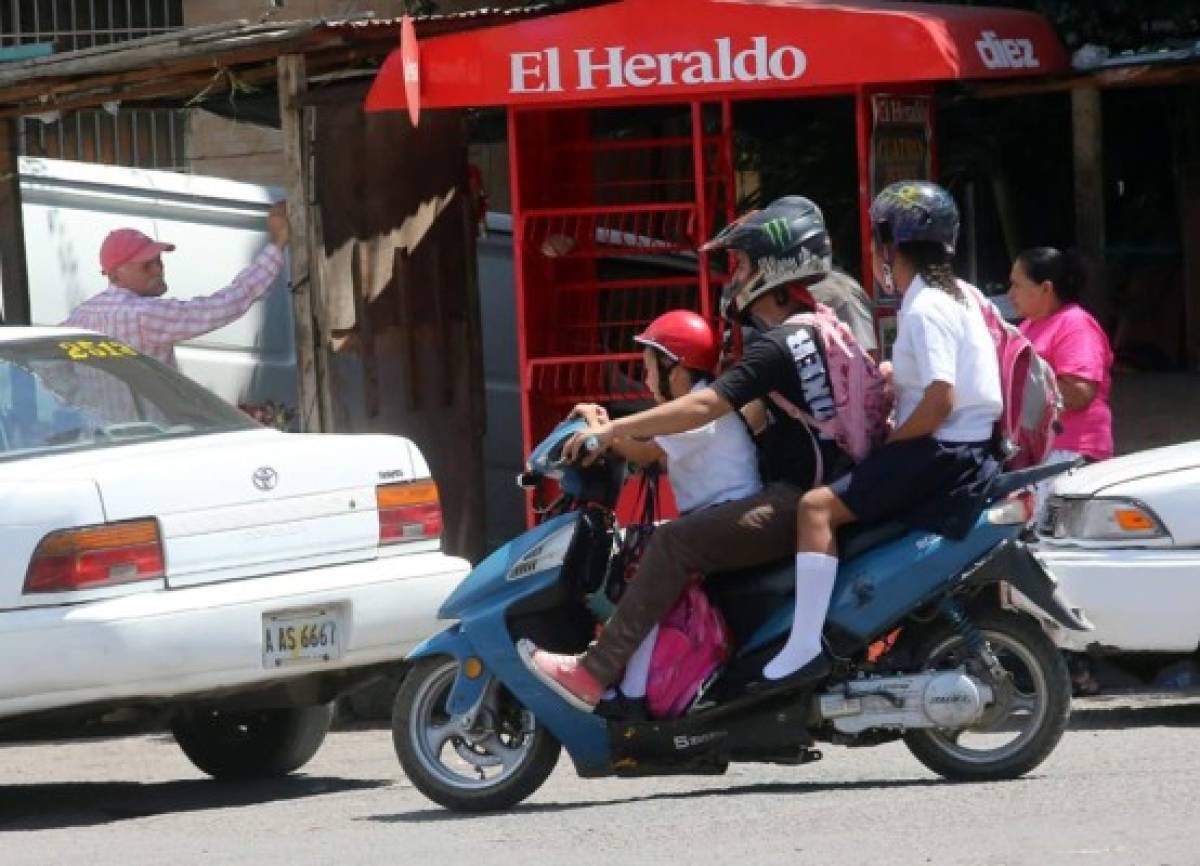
[566,310,761,712]
[593,310,761,509]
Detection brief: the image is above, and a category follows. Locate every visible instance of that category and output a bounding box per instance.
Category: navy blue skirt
[829,436,1001,540]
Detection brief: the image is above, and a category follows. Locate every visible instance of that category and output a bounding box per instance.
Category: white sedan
[1034,442,1200,674]
[0,328,469,778]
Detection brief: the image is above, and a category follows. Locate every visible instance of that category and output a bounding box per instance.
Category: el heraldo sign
[364,0,1068,113]
[509,36,807,94]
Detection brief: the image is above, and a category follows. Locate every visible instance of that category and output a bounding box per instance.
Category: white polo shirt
[892,275,1002,443]
[654,383,762,514]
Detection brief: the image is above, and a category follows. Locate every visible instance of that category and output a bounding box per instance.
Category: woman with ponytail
[1008,247,1114,465]
[764,181,1004,686]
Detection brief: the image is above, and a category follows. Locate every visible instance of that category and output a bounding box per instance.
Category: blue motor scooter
[392,420,1090,812]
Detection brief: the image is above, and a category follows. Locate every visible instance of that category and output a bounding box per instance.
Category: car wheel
[172,703,334,780]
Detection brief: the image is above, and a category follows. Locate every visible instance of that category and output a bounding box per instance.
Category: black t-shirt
[712,322,847,488]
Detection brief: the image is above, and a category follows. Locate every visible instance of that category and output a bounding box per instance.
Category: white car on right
[1034,441,1200,684]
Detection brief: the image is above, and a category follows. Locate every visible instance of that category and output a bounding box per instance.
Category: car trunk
[39,430,423,589]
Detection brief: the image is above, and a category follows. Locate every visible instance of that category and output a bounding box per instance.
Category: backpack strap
[766,312,837,487]
[770,309,839,430]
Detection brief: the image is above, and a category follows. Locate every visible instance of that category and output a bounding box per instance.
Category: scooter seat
[709,559,794,599]
[706,520,913,646]
[837,520,910,561]
[707,521,911,602]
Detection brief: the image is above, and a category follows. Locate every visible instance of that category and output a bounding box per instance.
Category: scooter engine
[816,670,994,735]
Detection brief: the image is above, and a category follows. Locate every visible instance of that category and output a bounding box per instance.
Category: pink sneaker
[516,638,602,711]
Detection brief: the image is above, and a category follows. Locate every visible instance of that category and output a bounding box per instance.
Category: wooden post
[306,180,336,428]
[1072,86,1107,316]
[0,118,30,325]
[276,54,330,432]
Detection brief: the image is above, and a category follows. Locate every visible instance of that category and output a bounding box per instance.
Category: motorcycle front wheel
[904,611,1071,782]
[393,656,561,812]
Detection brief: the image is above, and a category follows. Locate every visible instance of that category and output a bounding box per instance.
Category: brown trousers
[580,482,802,686]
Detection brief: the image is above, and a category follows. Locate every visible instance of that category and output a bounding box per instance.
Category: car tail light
[377,480,442,545]
[986,491,1036,526]
[24,518,165,593]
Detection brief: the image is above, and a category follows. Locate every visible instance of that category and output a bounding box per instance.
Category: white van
[20,156,298,408]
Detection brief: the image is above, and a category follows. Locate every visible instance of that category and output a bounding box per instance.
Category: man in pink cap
[62,202,290,368]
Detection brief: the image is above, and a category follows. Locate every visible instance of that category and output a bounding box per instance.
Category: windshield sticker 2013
[58,340,138,360]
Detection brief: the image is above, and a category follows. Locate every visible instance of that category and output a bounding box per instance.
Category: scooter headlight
[505,523,576,581]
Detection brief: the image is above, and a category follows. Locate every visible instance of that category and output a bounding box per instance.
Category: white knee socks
[762,552,839,680]
[619,625,659,699]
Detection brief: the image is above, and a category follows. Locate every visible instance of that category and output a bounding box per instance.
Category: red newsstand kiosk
[366,0,1065,522]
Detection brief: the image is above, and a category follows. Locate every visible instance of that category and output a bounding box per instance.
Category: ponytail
[897,241,961,299]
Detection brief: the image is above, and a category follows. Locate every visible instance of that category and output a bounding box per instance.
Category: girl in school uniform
[764,181,1004,685]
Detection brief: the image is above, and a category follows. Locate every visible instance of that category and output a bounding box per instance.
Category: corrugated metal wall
[308,83,487,562]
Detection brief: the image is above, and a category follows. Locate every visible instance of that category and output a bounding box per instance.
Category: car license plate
[262,607,342,668]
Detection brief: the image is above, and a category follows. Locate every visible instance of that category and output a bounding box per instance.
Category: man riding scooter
[519,195,858,708]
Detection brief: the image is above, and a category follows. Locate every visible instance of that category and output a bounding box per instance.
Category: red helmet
[634,310,719,375]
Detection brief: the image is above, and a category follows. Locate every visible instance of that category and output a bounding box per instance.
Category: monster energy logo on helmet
[702,195,833,319]
[761,217,793,248]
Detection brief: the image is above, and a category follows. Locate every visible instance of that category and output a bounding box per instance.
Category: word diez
[975,30,1040,70]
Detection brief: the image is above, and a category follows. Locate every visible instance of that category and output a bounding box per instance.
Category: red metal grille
[528,354,649,407]
[512,105,735,511]
[523,203,700,258]
[557,134,729,207]
[544,275,703,354]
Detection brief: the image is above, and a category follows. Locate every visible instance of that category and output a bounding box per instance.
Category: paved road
[1,697,1197,866]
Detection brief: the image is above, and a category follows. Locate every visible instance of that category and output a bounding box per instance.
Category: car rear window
[0,336,258,460]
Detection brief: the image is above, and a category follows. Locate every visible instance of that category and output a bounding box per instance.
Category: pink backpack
[769,304,894,474]
[963,282,1062,469]
[646,582,731,719]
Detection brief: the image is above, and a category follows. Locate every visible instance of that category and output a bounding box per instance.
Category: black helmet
[869,181,959,255]
[701,195,832,322]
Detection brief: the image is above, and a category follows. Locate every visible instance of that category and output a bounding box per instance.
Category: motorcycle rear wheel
[904,611,1071,782]
[393,656,561,812]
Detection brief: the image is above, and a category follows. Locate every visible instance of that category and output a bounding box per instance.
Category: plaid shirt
[61,244,285,368]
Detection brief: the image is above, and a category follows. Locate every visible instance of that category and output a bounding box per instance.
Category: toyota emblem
[252,466,278,491]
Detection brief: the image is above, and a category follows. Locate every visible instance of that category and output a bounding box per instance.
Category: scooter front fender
[963,538,1092,631]
[408,624,471,664]
[406,622,612,775]
[406,625,491,716]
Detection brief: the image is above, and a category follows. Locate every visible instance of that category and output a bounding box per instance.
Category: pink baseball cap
[99,228,176,274]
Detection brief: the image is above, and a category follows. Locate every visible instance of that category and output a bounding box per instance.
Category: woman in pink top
[1008,247,1115,463]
